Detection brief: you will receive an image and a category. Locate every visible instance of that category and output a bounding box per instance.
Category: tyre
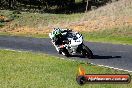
[60,48,70,57]
[82,44,93,59]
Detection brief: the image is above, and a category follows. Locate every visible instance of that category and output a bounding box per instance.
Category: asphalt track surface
[0,35,132,72]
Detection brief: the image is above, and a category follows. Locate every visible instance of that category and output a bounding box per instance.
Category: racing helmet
[53,28,62,37]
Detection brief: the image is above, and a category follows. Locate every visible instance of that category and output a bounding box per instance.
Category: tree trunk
[9,0,12,8]
[9,0,14,9]
[85,0,89,12]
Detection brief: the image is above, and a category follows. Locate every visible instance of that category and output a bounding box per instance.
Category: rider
[51,28,71,46]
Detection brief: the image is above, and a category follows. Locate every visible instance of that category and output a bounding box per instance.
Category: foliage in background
[0,11,20,28]
[0,0,114,14]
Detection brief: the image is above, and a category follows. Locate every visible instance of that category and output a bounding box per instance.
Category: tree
[85,0,89,12]
[8,0,13,8]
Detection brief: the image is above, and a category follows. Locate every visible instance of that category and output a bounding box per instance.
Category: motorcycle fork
[76,43,83,53]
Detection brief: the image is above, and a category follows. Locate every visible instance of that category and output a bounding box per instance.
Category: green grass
[0,6,132,44]
[0,26,132,45]
[30,26,132,45]
[0,31,49,38]
[0,22,5,27]
[82,26,132,45]
[0,49,132,88]
[0,25,132,45]
[0,10,83,29]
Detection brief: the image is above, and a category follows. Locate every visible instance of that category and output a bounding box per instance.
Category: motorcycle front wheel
[60,48,70,57]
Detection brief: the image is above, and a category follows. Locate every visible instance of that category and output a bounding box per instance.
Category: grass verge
[82,26,132,45]
[0,8,132,45]
[0,49,132,88]
[1,26,132,45]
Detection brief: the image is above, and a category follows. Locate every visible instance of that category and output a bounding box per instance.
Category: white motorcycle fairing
[49,31,83,55]
[49,29,93,58]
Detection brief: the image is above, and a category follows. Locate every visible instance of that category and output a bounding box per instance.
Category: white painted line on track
[3,48,23,52]
[90,63,132,73]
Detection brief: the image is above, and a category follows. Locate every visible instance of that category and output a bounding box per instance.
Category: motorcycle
[49,29,93,59]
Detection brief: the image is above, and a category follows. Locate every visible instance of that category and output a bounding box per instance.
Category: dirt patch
[0,15,11,22]
[0,16,6,21]
[0,0,132,35]
[69,16,132,32]
[11,27,51,34]
[1,16,132,35]
[0,26,51,35]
